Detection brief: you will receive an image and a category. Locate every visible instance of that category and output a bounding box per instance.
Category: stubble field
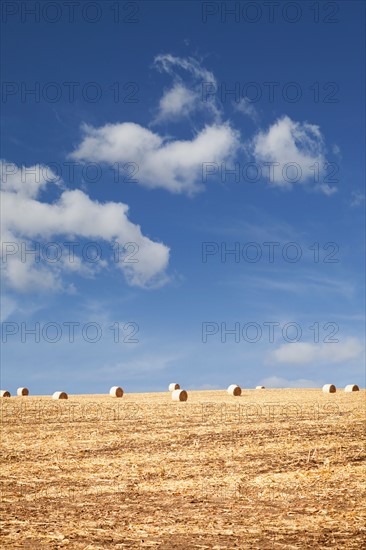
[1,388,365,549]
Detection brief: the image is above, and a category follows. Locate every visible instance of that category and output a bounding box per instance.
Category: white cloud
[71,122,240,195]
[157,83,197,120]
[154,54,216,82]
[252,116,337,194]
[153,54,220,123]
[1,161,170,291]
[270,337,363,365]
[0,161,61,198]
[317,183,338,196]
[2,254,66,293]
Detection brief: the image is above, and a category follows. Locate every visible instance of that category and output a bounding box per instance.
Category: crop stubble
[1,389,365,549]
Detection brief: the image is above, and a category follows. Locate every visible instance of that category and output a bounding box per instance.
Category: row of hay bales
[52,386,125,399]
[323,384,359,393]
[0,387,29,397]
[168,383,359,399]
[0,386,124,399]
[168,383,267,400]
[167,382,361,399]
[226,383,360,396]
[0,383,360,399]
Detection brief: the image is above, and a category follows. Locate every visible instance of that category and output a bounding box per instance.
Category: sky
[1,0,365,394]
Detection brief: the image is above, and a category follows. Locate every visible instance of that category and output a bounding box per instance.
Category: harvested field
[1,389,365,549]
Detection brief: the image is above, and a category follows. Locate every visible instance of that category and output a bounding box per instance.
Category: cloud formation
[153,54,220,123]
[234,97,259,123]
[270,337,363,365]
[157,83,197,120]
[2,56,340,297]
[71,122,240,195]
[71,57,337,198]
[252,115,337,194]
[1,161,170,291]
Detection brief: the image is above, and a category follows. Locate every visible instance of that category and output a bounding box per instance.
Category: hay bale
[322,384,336,393]
[169,383,180,391]
[52,391,68,400]
[256,385,265,389]
[344,384,359,392]
[227,384,241,396]
[17,387,29,396]
[0,390,11,398]
[172,389,188,402]
[110,386,124,398]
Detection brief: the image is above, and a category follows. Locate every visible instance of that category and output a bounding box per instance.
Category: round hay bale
[172,389,188,402]
[344,384,359,392]
[169,383,180,391]
[52,391,68,400]
[17,387,29,396]
[322,384,336,393]
[255,385,265,389]
[110,386,124,398]
[0,390,11,398]
[227,384,241,396]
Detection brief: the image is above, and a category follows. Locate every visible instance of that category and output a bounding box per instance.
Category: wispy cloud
[152,54,221,123]
[233,97,259,123]
[350,191,365,207]
[269,337,364,365]
[244,273,355,298]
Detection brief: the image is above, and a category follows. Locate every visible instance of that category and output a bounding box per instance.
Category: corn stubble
[1,388,365,548]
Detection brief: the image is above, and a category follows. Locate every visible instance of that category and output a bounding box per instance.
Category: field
[1,389,365,549]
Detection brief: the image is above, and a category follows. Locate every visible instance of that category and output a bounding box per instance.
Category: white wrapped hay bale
[322,384,336,393]
[255,386,265,389]
[52,391,68,400]
[172,389,188,402]
[169,383,180,391]
[344,384,359,392]
[110,386,124,398]
[0,390,11,398]
[227,384,241,396]
[17,387,29,396]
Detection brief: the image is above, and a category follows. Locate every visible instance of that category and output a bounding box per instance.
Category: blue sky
[1,1,365,394]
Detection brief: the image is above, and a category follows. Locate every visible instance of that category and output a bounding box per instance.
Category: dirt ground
[1,388,365,549]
